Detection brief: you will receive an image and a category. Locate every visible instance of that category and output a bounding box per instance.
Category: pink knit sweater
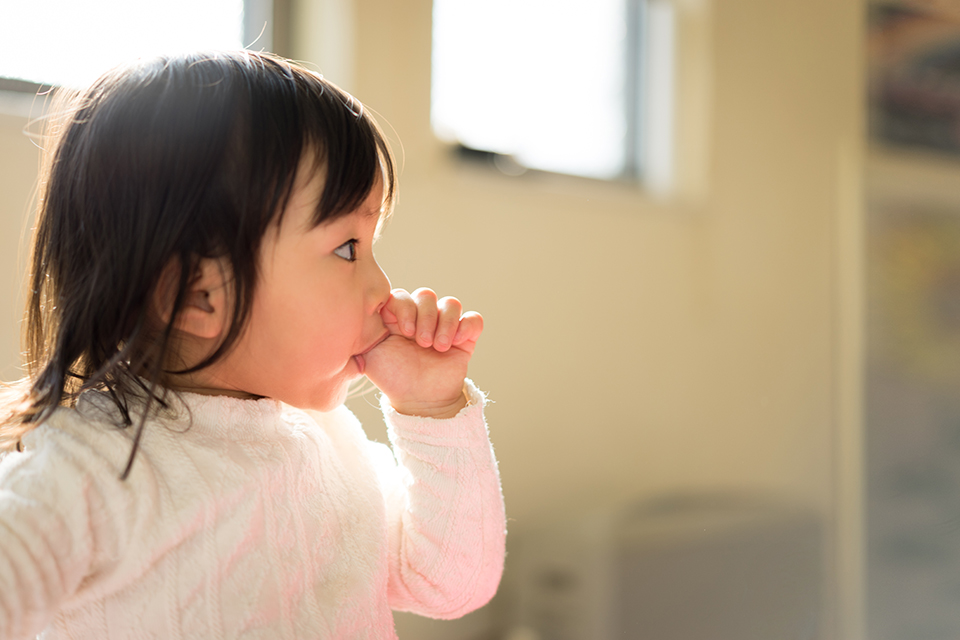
[0,380,505,639]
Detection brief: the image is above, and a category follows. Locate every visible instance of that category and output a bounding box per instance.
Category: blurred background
[3,0,956,638]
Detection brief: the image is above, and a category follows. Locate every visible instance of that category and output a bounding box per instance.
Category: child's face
[210,164,392,410]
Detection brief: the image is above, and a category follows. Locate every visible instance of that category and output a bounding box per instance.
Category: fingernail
[436,335,450,347]
[404,322,415,335]
[420,332,432,343]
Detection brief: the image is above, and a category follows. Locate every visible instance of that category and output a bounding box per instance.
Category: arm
[380,380,505,618]
[0,426,95,639]
[364,289,506,618]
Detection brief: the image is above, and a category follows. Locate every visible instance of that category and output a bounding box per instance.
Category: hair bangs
[295,77,397,228]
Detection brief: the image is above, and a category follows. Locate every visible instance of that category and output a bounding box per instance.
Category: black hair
[2,50,396,477]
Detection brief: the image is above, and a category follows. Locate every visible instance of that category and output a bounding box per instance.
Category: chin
[311,384,351,413]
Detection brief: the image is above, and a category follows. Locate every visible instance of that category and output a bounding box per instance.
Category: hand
[363,288,483,419]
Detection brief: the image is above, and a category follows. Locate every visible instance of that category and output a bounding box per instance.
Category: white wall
[0,110,39,381]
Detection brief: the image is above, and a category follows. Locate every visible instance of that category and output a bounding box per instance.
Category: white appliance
[507,493,821,640]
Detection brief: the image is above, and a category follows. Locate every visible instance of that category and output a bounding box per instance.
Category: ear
[153,257,230,340]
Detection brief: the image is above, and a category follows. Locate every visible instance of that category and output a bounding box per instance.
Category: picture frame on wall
[869,0,960,155]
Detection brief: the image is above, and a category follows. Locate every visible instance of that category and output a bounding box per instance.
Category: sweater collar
[76,386,291,442]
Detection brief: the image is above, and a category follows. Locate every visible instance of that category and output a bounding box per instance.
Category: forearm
[381,380,506,618]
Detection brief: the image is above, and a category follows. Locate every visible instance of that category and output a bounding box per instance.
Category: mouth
[352,331,391,374]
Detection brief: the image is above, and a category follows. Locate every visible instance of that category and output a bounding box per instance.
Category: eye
[333,239,358,262]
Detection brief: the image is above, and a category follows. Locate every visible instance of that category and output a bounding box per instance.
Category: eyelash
[334,239,358,262]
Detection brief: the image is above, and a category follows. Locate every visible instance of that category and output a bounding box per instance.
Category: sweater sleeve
[0,412,142,640]
[377,379,506,619]
[0,426,96,639]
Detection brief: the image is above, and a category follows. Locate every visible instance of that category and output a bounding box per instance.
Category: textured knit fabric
[0,380,504,639]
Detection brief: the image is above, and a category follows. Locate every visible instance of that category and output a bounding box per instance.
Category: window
[0,0,283,90]
[431,0,676,186]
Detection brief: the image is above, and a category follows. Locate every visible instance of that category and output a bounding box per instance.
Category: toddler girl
[0,50,505,639]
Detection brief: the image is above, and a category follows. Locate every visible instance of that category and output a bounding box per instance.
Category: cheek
[308,320,358,358]
[247,263,365,363]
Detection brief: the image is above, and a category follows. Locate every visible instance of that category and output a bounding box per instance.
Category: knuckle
[412,287,437,301]
[439,296,462,311]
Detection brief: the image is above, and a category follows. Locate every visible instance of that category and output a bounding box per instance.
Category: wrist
[388,386,469,419]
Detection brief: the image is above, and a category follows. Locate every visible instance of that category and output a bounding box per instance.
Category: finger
[452,311,484,352]
[412,287,439,347]
[433,296,464,352]
[382,289,416,336]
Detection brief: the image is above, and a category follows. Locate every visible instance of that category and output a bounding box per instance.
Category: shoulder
[3,404,131,481]
[299,402,360,428]
[297,402,397,475]
[0,404,137,547]
[297,402,366,443]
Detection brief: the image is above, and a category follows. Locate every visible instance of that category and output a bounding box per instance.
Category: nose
[368,258,391,315]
